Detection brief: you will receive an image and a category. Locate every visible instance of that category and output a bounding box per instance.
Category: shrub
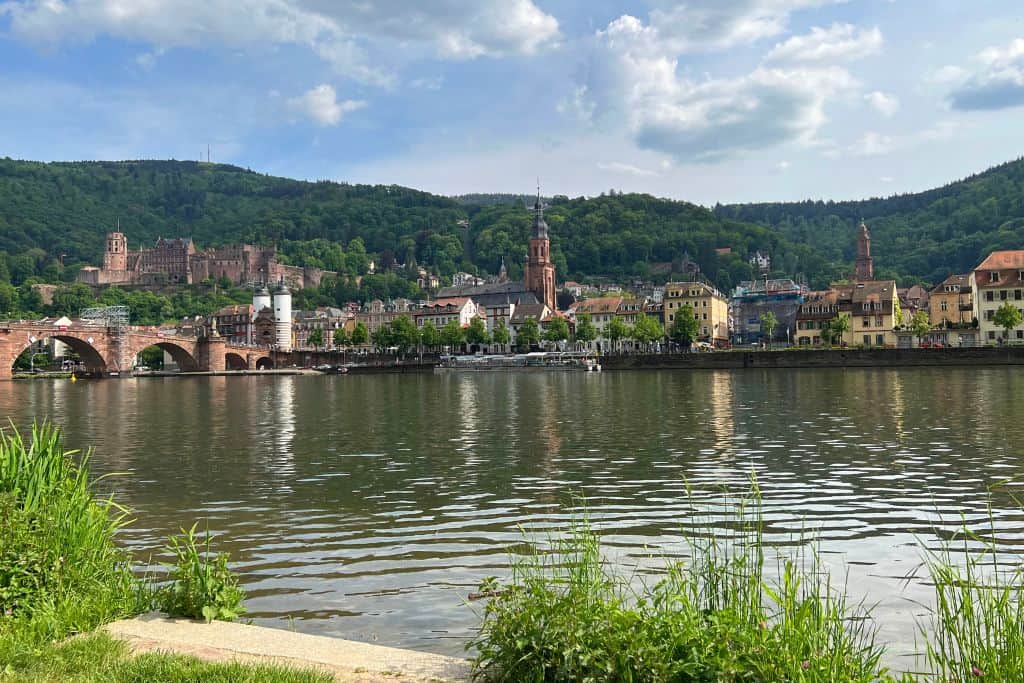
[157,524,245,623]
[470,487,892,682]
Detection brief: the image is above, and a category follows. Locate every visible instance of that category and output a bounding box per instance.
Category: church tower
[523,190,556,311]
[855,220,874,281]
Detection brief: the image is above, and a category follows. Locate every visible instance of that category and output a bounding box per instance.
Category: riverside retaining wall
[601,346,1024,371]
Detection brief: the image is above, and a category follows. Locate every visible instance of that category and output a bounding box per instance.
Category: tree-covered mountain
[0,158,809,294]
[716,157,1024,287]
[2,156,1024,304]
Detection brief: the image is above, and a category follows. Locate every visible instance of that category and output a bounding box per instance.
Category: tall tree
[465,317,490,347]
[909,309,932,345]
[441,319,465,350]
[759,311,779,345]
[492,318,511,351]
[994,300,1023,341]
[516,317,541,351]
[333,326,349,348]
[420,320,441,349]
[829,314,851,347]
[389,315,421,356]
[668,305,700,348]
[350,321,369,346]
[630,313,664,349]
[307,328,324,349]
[544,316,570,348]
[574,313,597,349]
[606,317,629,352]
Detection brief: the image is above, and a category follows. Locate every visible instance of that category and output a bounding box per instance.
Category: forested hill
[2,156,1023,293]
[0,158,810,292]
[716,157,1024,286]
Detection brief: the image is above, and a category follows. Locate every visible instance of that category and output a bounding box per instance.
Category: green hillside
[0,158,807,294]
[716,157,1024,287]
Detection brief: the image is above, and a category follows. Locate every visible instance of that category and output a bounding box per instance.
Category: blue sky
[1,0,1023,205]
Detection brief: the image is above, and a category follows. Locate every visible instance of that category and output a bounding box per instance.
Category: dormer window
[991,272,1001,283]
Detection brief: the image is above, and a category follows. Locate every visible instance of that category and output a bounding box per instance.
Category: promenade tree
[574,313,597,349]
[466,317,490,348]
[994,300,1023,342]
[544,316,570,349]
[759,311,778,347]
[492,319,511,352]
[630,313,663,350]
[441,319,465,351]
[333,327,349,348]
[307,328,324,350]
[828,314,851,347]
[371,326,391,353]
[420,321,441,350]
[606,317,629,353]
[516,317,541,352]
[351,321,369,347]
[389,315,420,356]
[909,310,932,346]
[668,305,700,349]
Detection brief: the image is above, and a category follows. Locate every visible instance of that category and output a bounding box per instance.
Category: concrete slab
[103,613,471,683]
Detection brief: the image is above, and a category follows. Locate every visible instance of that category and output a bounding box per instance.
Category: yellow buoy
[70,374,77,382]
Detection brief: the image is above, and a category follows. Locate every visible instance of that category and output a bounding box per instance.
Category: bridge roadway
[0,321,273,380]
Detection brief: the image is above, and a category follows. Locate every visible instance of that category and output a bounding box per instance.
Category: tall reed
[918,512,1024,681]
[0,422,142,649]
[470,485,892,682]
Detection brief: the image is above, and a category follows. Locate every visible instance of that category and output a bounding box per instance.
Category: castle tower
[103,232,128,272]
[498,256,508,283]
[855,220,874,281]
[273,278,293,351]
[523,190,556,311]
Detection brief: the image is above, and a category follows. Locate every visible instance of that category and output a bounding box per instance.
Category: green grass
[2,632,333,682]
[156,524,246,623]
[470,488,894,682]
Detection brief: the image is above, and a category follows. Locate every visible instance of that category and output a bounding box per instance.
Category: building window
[986,291,995,302]
[863,335,871,345]
[989,330,996,340]
[940,301,948,311]
[1016,290,1022,300]
[863,317,870,327]
[876,334,885,346]
[1000,290,1008,300]
[991,272,1001,283]
[875,315,883,326]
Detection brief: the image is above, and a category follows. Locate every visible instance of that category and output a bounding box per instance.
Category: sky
[1,0,1023,205]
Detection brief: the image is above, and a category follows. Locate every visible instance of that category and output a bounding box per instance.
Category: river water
[3,368,1024,666]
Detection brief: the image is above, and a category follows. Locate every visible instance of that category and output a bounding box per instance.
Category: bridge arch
[8,333,109,376]
[254,356,273,370]
[132,341,200,372]
[225,352,249,370]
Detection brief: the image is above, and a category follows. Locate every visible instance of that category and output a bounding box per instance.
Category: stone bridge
[0,321,274,380]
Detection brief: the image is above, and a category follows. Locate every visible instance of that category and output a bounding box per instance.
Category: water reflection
[1,368,1023,663]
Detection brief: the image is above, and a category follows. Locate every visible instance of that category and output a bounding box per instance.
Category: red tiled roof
[976,250,1024,271]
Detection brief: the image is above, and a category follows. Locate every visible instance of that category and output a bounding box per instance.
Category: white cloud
[947,37,1024,111]
[596,161,660,177]
[1,0,559,86]
[864,90,899,117]
[409,76,444,91]
[764,23,882,64]
[927,65,968,86]
[287,84,364,125]
[582,13,859,162]
[851,131,893,157]
[776,160,791,171]
[643,0,846,53]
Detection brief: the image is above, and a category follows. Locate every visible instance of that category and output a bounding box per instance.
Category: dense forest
[716,157,1024,287]
[1,156,1024,323]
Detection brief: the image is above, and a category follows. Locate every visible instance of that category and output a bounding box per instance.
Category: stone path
[103,613,471,683]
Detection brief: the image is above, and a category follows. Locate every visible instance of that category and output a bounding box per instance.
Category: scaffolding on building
[80,305,130,335]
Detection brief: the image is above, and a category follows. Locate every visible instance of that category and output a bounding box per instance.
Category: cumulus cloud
[947,38,1024,111]
[851,131,893,157]
[0,0,559,86]
[582,11,859,162]
[287,84,364,125]
[764,23,882,63]
[864,90,899,117]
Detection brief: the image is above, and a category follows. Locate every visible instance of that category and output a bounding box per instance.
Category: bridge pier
[197,337,226,373]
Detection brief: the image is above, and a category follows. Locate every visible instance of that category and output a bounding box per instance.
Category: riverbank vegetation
[471,486,1024,682]
[0,422,328,682]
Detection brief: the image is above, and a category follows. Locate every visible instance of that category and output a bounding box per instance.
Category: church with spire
[522,190,557,311]
[855,220,874,282]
